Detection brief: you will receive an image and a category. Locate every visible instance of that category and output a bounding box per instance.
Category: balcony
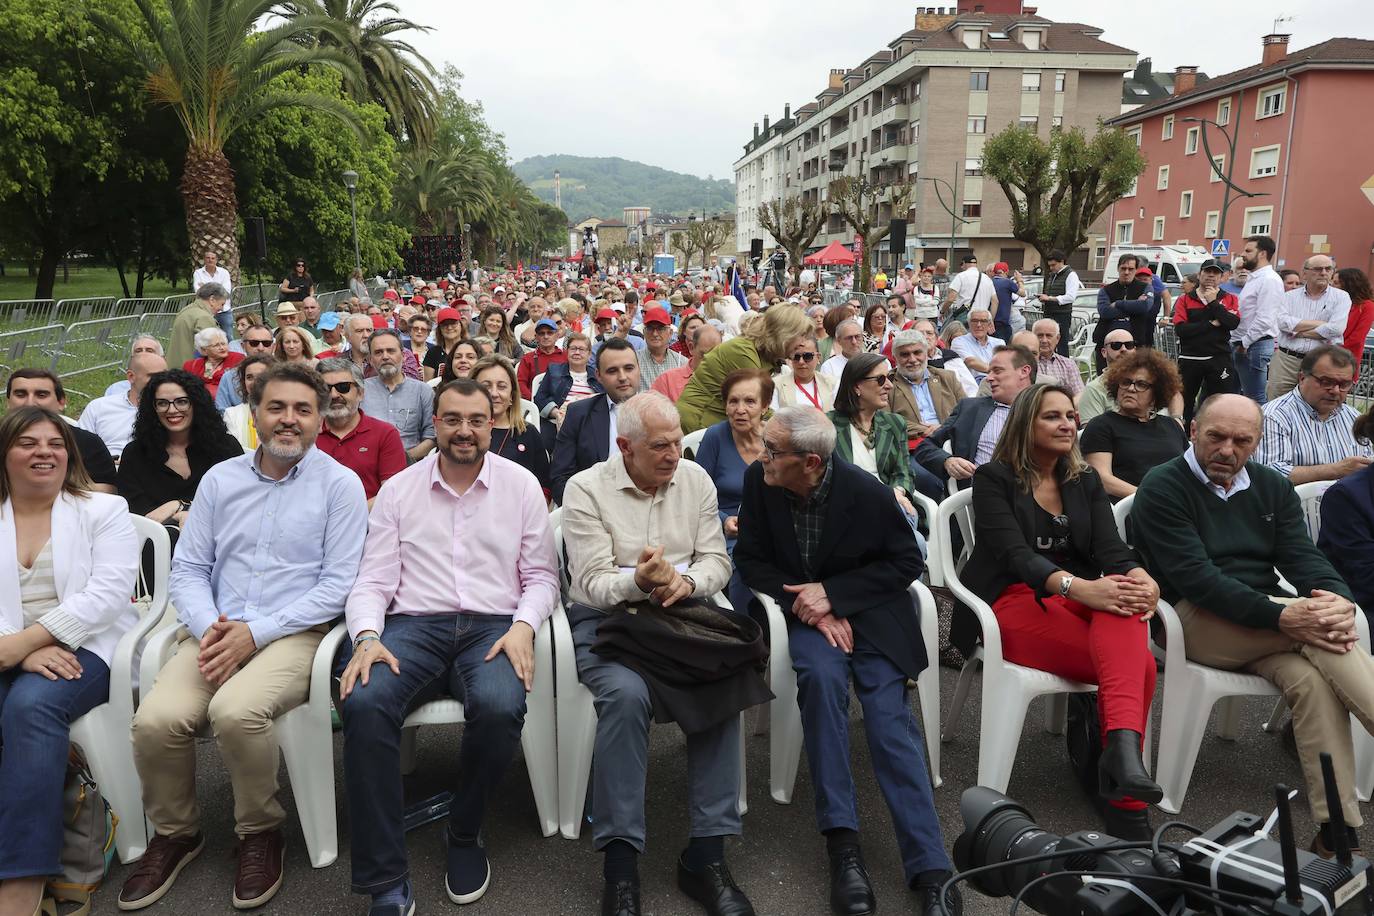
[874,101,909,128]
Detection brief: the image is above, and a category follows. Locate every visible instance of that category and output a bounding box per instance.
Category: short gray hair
[196,282,228,302]
[193,326,227,350]
[616,392,680,443]
[891,329,926,352]
[771,405,836,459]
[835,318,862,338]
[129,334,163,356]
[317,356,364,386]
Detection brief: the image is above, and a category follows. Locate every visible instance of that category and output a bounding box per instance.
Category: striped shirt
[974,402,1012,465]
[636,347,687,391]
[1036,353,1085,395]
[1276,285,1352,353]
[1256,389,1373,479]
[18,540,59,628]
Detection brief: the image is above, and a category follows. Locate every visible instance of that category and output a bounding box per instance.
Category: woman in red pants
[965,382,1162,839]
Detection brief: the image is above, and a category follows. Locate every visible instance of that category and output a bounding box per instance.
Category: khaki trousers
[1265,346,1303,402]
[1176,598,1374,825]
[131,625,326,838]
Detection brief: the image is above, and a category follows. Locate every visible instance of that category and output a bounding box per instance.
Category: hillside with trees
[513,155,734,223]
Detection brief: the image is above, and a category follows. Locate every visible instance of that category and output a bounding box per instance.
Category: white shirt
[77,391,138,458]
[820,353,849,378]
[1183,444,1251,501]
[193,265,233,311]
[1232,264,1283,349]
[1276,285,1352,352]
[950,333,1005,379]
[1043,267,1082,308]
[949,266,995,313]
[849,426,879,476]
[607,396,619,455]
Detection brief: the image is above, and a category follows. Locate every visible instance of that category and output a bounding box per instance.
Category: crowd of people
[1,232,1373,916]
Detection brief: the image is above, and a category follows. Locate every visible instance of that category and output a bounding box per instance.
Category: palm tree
[280,0,438,145]
[101,0,364,281]
[393,141,496,237]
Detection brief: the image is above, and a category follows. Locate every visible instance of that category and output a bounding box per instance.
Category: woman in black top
[1081,349,1188,500]
[278,258,314,302]
[471,354,549,499]
[427,307,468,381]
[967,382,1161,839]
[117,369,243,546]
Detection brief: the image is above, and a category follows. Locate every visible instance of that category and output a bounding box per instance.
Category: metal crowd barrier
[0,299,56,325]
[0,324,66,378]
[49,315,147,381]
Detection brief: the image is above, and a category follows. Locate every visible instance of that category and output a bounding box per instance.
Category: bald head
[128,352,168,399]
[1194,393,1262,435]
[1191,394,1262,488]
[1011,330,1040,353]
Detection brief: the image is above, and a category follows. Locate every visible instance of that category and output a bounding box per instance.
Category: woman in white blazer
[0,407,139,914]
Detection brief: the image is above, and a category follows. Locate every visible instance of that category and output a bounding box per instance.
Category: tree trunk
[34,246,61,301]
[180,145,241,285]
[107,230,132,299]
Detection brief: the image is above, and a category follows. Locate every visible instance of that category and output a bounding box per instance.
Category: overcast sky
[403,0,1370,179]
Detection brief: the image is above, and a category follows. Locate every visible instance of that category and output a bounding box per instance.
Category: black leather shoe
[1098,729,1163,805]
[601,879,641,916]
[676,855,755,916]
[1102,804,1154,842]
[828,847,876,916]
[915,879,962,916]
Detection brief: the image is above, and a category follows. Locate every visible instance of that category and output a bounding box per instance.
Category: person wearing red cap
[635,307,686,392]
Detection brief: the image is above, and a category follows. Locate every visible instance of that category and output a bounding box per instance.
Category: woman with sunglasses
[278,258,314,302]
[828,352,921,530]
[116,369,242,548]
[967,382,1161,840]
[1081,349,1188,500]
[773,334,836,410]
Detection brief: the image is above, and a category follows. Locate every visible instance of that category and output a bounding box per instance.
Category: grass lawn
[0,266,186,303]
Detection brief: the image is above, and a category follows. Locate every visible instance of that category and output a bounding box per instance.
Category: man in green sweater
[1134,393,1374,856]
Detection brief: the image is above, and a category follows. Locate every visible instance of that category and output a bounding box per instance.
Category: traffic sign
[1211,238,1231,257]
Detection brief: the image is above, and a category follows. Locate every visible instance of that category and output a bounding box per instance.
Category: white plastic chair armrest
[138,624,184,706]
[310,621,351,709]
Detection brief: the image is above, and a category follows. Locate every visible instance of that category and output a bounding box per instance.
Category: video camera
[950,753,1372,915]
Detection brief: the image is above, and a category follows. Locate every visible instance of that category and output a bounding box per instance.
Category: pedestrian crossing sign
[1211,239,1231,257]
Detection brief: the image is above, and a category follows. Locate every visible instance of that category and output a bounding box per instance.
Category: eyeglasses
[1307,375,1355,391]
[154,397,191,413]
[789,352,817,363]
[761,442,806,461]
[1119,378,1154,391]
[969,318,992,325]
[437,414,490,430]
[244,338,274,349]
[1106,341,1137,351]
[326,381,357,394]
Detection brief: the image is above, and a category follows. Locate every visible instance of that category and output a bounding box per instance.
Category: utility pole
[920,164,970,284]
[1185,116,1267,244]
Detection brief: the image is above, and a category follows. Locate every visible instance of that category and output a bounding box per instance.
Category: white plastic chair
[530,373,547,402]
[551,516,749,839]
[71,516,173,864]
[753,580,941,804]
[936,489,1149,793]
[521,399,541,431]
[682,426,707,460]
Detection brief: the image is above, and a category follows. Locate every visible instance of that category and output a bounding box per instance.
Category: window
[1126,127,1142,147]
[1157,165,1169,190]
[962,28,983,49]
[1244,206,1274,236]
[861,100,868,116]
[967,116,987,134]
[1179,190,1193,218]
[1152,216,1166,240]
[1185,126,1199,155]
[1257,84,1286,119]
[1250,144,1281,178]
[911,120,919,142]
[1022,71,1042,92]
[969,71,989,91]
[1210,154,1225,183]
[964,158,982,177]
[962,202,983,219]
[1162,115,1175,140]
[1051,115,1063,129]
[1115,221,1134,245]
[1123,175,1138,197]
[1092,245,1107,271]
[1019,116,1039,131]
[1217,98,1231,126]
[1021,29,1042,50]
[1204,211,1220,238]
[1055,71,1066,93]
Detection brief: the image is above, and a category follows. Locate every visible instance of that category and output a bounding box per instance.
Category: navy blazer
[733,457,928,679]
[1318,464,1374,614]
[550,394,611,505]
[912,395,999,483]
[533,362,604,414]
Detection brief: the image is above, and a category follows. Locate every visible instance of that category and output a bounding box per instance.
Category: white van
[1104,245,1211,284]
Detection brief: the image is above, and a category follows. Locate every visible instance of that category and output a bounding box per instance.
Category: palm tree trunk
[180,146,242,284]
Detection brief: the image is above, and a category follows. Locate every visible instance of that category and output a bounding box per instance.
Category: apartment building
[1105,36,1374,275]
[733,1,1135,272]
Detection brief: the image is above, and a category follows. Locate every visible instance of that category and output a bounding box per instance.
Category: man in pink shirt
[333,378,559,913]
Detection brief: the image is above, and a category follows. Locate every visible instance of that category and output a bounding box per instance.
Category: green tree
[281,0,438,145]
[829,176,916,292]
[685,219,733,268]
[982,123,1146,263]
[757,197,827,283]
[99,0,365,282]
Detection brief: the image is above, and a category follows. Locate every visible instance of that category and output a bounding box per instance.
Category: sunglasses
[789,352,817,362]
[326,381,357,394]
[244,338,274,348]
[1106,341,1136,351]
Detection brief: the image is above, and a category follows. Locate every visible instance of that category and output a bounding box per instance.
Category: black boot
[1102,804,1154,843]
[1098,729,1162,805]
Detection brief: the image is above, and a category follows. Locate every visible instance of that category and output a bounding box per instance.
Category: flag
[731,266,748,310]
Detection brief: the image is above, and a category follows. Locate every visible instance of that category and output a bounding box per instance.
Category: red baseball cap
[1136,266,1153,277]
[435,307,462,324]
[645,282,657,291]
[370,315,389,329]
[681,308,700,318]
[382,289,400,301]
[993,262,1010,273]
[595,307,618,321]
[409,295,426,306]
[643,306,672,326]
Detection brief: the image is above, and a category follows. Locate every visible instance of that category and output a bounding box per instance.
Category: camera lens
[953,787,1067,898]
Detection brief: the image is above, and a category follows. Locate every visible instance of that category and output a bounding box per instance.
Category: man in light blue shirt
[124,363,367,912]
[949,309,1004,382]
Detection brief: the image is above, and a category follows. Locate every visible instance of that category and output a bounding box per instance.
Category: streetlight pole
[341,169,361,275]
[920,165,970,287]
[1184,116,1267,246]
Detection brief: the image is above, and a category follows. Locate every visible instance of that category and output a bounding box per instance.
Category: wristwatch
[1058,575,1074,598]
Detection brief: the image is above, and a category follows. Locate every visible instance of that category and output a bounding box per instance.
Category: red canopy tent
[566,251,584,262]
[804,240,856,265]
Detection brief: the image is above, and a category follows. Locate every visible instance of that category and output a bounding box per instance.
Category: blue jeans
[566,603,742,852]
[1233,338,1274,405]
[214,307,236,340]
[0,648,110,880]
[334,613,527,895]
[787,621,950,884]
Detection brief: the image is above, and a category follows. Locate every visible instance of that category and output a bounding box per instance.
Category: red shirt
[1343,299,1374,379]
[315,411,408,499]
[517,347,568,398]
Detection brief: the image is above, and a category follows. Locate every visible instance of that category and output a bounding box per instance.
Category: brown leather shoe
[232,829,285,910]
[117,832,205,910]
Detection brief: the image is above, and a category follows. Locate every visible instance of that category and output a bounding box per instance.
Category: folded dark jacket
[591,601,773,734]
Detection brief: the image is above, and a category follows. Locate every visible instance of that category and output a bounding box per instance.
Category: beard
[440,436,486,465]
[262,428,308,460]
[377,363,400,380]
[325,400,358,423]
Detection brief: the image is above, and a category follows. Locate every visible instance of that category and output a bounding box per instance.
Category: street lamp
[1182,116,1267,246]
[461,223,472,271]
[341,169,361,275]
[920,163,970,280]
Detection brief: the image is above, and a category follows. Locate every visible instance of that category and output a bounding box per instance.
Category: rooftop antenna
[1272,14,1295,32]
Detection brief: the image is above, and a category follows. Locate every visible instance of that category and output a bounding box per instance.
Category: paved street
[91,666,1370,916]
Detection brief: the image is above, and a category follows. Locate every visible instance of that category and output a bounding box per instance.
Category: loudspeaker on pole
[244,217,268,262]
[750,238,764,260]
[888,220,907,255]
